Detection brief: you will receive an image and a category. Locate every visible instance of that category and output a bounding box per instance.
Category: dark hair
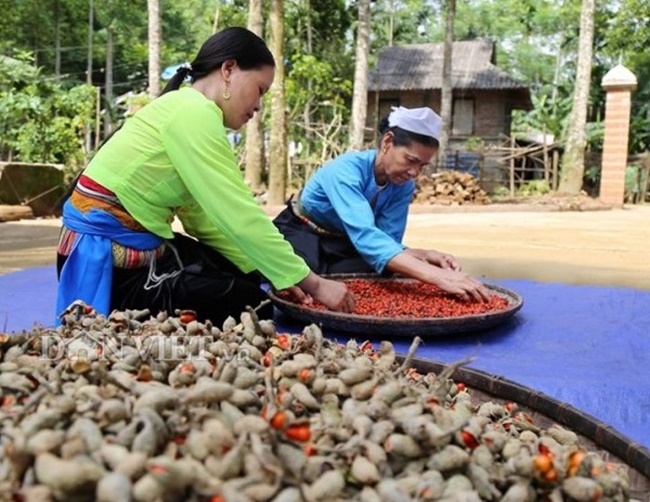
[377,115,440,149]
[161,27,275,95]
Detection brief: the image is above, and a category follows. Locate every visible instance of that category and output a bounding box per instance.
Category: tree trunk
[244,0,265,191]
[558,0,595,194]
[349,0,371,151]
[147,0,162,97]
[85,0,94,154]
[438,0,456,170]
[54,0,61,82]
[104,13,114,137]
[267,0,287,205]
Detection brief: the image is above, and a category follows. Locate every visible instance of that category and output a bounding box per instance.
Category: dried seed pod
[132,473,163,502]
[338,365,372,386]
[441,474,476,499]
[359,486,382,502]
[34,453,104,497]
[562,476,604,501]
[232,415,269,436]
[133,388,178,413]
[99,442,130,470]
[376,479,412,502]
[18,485,53,502]
[468,462,502,500]
[96,471,132,502]
[184,378,234,404]
[384,434,423,458]
[97,398,128,425]
[547,424,579,446]
[306,468,345,501]
[351,455,381,485]
[228,388,260,408]
[371,381,403,405]
[427,444,470,472]
[350,378,378,401]
[232,366,262,390]
[368,420,395,445]
[21,410,64,438]
[416,470,446,501]
[290,382,320,410]
[25,430,65,456]
[271,486,302,502]
[501,480,536,502]
[115,451,148,480]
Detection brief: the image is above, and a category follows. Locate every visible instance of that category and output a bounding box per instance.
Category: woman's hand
[296,272,356,313]
[428,268,491,303]
[278,285,313,305]
[406,248,462,271]
[387,251,489,302]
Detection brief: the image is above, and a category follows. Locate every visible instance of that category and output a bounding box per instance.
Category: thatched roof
[369,39,532,109]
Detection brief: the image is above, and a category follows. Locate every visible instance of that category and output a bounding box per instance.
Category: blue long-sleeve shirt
[299,149,413,273]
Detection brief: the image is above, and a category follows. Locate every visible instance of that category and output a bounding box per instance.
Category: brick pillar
[600,65,637,205]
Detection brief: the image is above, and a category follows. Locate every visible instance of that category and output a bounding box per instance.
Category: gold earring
[223,88,231,100]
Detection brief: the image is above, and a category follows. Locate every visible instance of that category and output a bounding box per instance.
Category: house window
[452,98,474,136]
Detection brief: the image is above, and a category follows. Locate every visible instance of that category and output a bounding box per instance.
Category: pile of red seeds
[283,279,511,318]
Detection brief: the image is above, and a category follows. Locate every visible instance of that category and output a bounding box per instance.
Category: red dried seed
[148,464,168,474]
[280,279,509,318]
[179,363,195,374]
[298,369,313,383]
[285,424,311,442]
[270,412,287,430]
[261,352,273,367]
[275,334,291,350]
[539,443,553,458]
[179,311,196,324]
[456,382,467,392]
[1,395,15,407]
[460,430,479,449]
[504,402,517,413]
[360,340,374,352]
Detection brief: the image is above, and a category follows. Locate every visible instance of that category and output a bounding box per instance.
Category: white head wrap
[388,106,442,141]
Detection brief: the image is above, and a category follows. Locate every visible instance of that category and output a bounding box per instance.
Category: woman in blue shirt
[273,106,489,302]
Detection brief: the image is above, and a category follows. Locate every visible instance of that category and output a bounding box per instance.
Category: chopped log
[0,205,34,222]
[414,170,490,205]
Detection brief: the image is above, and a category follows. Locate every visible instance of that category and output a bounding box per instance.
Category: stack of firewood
[413,170,490,205]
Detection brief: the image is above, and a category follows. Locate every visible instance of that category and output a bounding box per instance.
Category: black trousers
[272,205,374,276]
[57,233,273,326]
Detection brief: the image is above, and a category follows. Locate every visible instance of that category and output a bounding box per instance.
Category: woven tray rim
[269,273,524,337]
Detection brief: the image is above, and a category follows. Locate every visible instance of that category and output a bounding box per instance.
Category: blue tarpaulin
[1,266,648,449]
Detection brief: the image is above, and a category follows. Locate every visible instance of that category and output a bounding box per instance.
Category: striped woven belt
[57,175,166,268]
[290,197,344,238]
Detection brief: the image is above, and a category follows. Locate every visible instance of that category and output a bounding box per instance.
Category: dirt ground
[1,203,649,291]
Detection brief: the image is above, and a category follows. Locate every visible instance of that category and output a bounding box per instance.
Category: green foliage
[517,179,551,196]
[2,0,649,172]
[0,54,95,166]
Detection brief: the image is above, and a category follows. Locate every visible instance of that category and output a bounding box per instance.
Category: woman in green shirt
[56,27,354,325]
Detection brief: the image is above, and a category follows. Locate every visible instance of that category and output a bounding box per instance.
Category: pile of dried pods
[0,301,633,502]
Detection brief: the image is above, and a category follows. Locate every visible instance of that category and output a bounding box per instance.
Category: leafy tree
[0,54,95,166]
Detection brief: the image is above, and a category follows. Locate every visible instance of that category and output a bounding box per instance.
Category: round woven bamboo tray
[269,273,523,337]
[402,356,650,501]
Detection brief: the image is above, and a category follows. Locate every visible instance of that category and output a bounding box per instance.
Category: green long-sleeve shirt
[85,86,309,290]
